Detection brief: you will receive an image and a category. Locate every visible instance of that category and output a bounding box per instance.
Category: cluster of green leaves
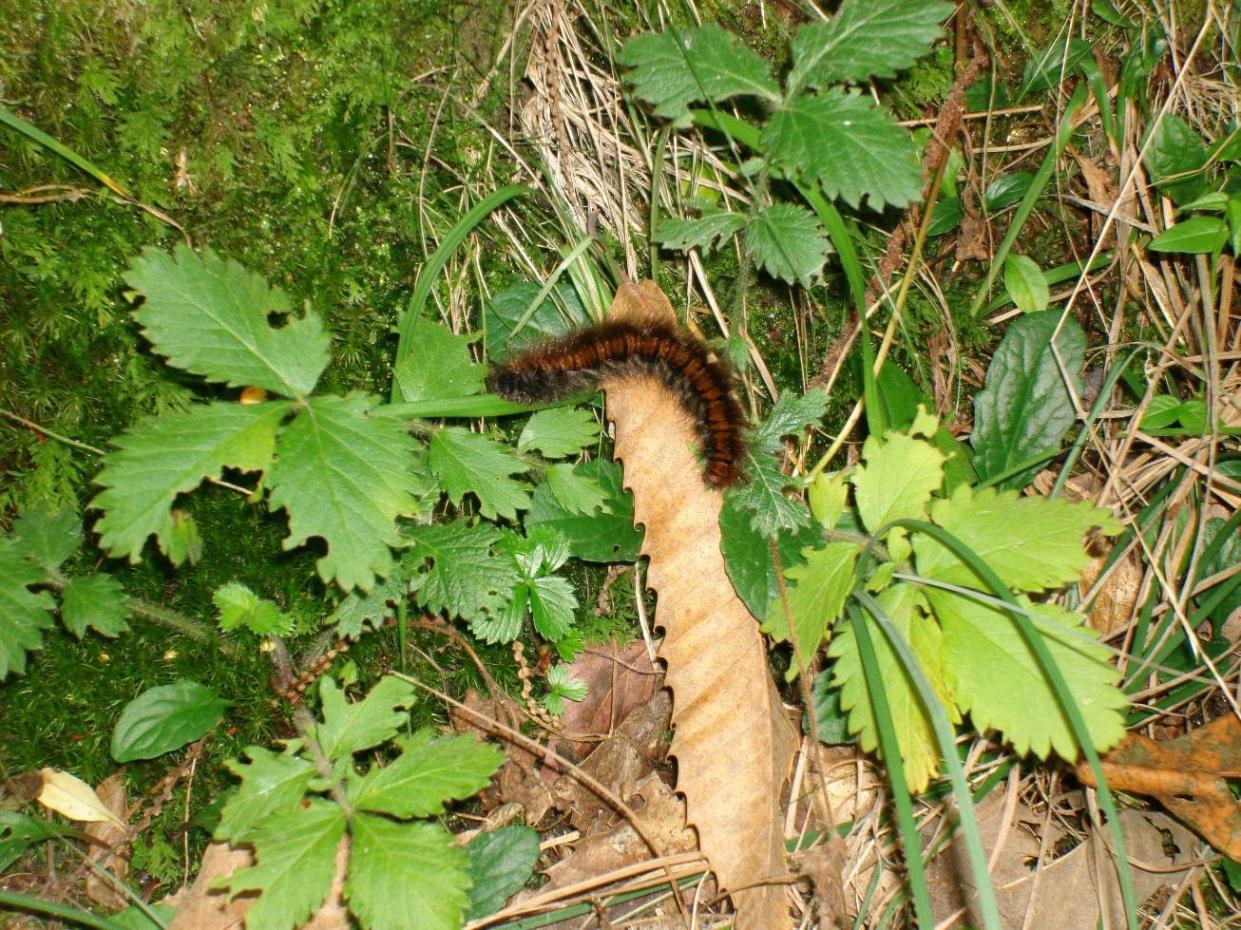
[0,508,128,679]
[90,244,641,665]
[214,676,517,930]
[620,0,952,285]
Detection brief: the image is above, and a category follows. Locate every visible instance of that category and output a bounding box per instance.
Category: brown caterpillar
[486,319,746,488]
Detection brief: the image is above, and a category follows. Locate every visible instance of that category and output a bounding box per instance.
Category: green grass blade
[392,184,529,401]
[968,83,1088,317]
[854,590,1003,930]
[0,891,135,930]
[0,106,130,198]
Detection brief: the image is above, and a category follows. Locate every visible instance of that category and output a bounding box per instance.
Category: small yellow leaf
[38,769,126,828]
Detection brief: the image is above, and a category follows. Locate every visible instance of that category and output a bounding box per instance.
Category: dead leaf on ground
[1076,713,1241,858]
[601,281,799,930]
[84,774,130,910]
[927,791,1196,929]
[553,640,660,762]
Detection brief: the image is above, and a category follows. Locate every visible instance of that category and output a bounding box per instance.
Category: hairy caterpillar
[486,319,746,488]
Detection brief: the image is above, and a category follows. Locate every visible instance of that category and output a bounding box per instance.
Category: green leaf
[1145,115,1208,205]
[217,746,317,842]
[163,510,203,566]
[1003,254,1050,313]
[751,388,829,454]
[12,508,81,570]
[808,670,852,744]
[348,730,502,818]
[465,826,540,920]
[428,427,531,521]
[405,521,518,623]
[764,89,923,211]
[1148,216,1229,254]
[620,25,780,122]
[790,0,951,89]
[314,676,416,759]
[913,484,1121,592]
[729,457,812,537]
[267,394,418,593]
[762,541,860,675]
[225,799,346,930]
[346,816,469,930]
[927,590,1126,758]
[111,680,230,762]
[927,196,962,236]
[1018,38,1094,97]
[518,407,600,459]
[122,245,329,398]
[656,209,747,252]
[526,460,643,563]
[852,430,945,535]
[105,904,177,930]
[545,463,608,515]
[330,571,411,639]
[213,581,293,636]
[985,173,1035,211]
[60,574,129,638]
[0,811,60,872]
[483,282,587,362]
[970,310,1085,489]
[545,664,588,708]
[0,537,55,679]
[829,583,953,791]
[392,318,486,402]
[524,574,578,641]
[93,402,287,565]
[720,494,820,618]
[744,202,831,286]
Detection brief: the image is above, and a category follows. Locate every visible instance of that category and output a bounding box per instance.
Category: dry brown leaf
[166,839,350,930]
[554,640,660,762]
[1076,713,1241,858]
[600,281,798,930]
[84,774,130,910]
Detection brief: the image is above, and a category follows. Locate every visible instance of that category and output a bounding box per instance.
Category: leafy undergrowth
[2,0,1240,929]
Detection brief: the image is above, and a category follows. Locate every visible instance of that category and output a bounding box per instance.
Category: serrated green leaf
[526,573,577,641]
[392,318,486,403]
[122,245,329,398]
[61,574,129,638]
[720,494,821,617]
[927,590,1126,758]
[348,730,502,818]
[852,430,945,535]
[829,583,953,791]
[620,25,780,123]
[752,387,828,454]
[314,676,416,759]
[218,746,317,843]
[729,457,811,536]
[0,538,55,679]
[745,202,830,286]
[790,0,952,89]
[518,407,599,459]
[655,210,746,252]
[808,472,849,530]
[1149,216,1229,254]
[914,484,1121,592]
[764,89,923,211]
[526,460,642,563]
[212,581,293,636]
[547,664,588,702]
[346,816,469,930]
[111,680,230,762]
[465,825,540,920]
[762,541,860,675]
[93,402,287,565]
[545,463,608,515]
[971,310,1085,489]
[12,508,81,570]
[428,427,531,521]
[225,798,345,930]
[483,281,587,362]
[267,394,418,593]
[1003,254,1050,313]
[330,571,411,639]
[405,521,518,623]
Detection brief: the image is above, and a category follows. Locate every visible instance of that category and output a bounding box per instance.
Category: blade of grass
[0,891,134,930]
[0,106,130,198]
[968,83,1088,317]
[392,184,529,401]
